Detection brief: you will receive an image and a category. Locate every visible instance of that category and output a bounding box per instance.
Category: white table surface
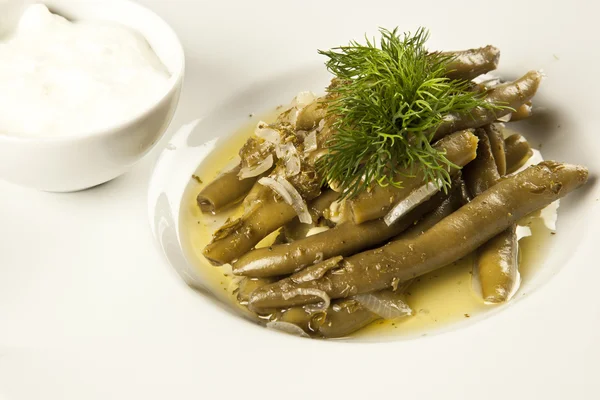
[1,1,599,399]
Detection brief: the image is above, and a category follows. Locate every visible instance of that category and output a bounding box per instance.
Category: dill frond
[317,27,503,198]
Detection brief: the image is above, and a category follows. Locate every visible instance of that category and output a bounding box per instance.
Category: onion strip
[354,291,412,320]
[266,321,309,338]
[276,142,301,176]
[275,177,312,224]
[292,91,317,107]
[303,131,317,153]
[258,176,292,204]
[238,154,273,179]
[258,176,312,224]
[384,179,442,226]
[255,122,281,145]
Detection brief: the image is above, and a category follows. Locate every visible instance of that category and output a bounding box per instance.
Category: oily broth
[179,114,556,339]
[179,111,280,322]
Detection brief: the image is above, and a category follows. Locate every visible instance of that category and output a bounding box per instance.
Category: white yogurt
[0,4,171,137]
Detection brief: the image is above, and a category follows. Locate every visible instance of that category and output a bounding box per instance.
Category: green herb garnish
[317,27,504,198]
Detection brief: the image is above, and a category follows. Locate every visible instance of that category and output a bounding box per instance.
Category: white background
[1,0,599,399]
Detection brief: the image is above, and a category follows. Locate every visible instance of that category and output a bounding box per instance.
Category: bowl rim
[0,0,186,143]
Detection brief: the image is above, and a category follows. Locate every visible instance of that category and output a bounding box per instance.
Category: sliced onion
[292,91,317,107]
[258,176,293,204]
[282,288,330,313]
[303,131,317,154]
[285,92,318,128]
[275,142,293,159]
[238,154,274,179]
[275,177,312,224]
[516,225,532,240]
[284,156,301,177]
[473,73,503,89]
[266,321,309,338]
[259,176,312,224]
[255,121,281,145]
[497,113,512,122]
[384,179,442,226]
[354,291,412,320]
[287,108,300,128]
[316,118,326,133]
[276,142,301,177]
[472,73,501,85]
[306,226,330,237]
[480,78,502,88]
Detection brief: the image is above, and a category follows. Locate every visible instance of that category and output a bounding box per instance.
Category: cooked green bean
[312,202,461,338]
[308,188,340,218]
[266,296,386,338]
[203,111,333,265]
[432,71,543,141]
[443,45,500,81]
[476,224,519,303]
[314,184,464,337]
[271,286,414,338]
[463,129,501,198]
[203,189,298,265]
[505,134,534,174]
[314,299,379,338]
[259,194,460,338]
[236,277,276,304]
[238,276,374,338]
[203,144,324,265]
[196,164,258,213]
[203,160,322,265]
[464,128,520,303]
[207,130,476,265]
[312,192,467,338]
[248,161,588,311]
[199,94,327,215]
[232,191,448,277]
[348,130,479,224]
[484,124,507,176]
[258,192,459,337]
[273,307,314,333]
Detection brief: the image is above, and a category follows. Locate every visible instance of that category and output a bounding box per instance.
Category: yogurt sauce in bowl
[0,0,184,192]
[0,3,171,137]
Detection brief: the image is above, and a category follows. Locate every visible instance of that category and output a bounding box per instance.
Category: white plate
[2,0,600,399]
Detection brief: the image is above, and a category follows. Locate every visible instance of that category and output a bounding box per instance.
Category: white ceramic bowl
[0,0,185,192]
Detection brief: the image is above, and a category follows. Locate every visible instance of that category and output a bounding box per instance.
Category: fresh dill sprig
[316,27,503,199]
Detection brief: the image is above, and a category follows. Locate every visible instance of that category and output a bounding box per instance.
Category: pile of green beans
[194,45,588,338]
